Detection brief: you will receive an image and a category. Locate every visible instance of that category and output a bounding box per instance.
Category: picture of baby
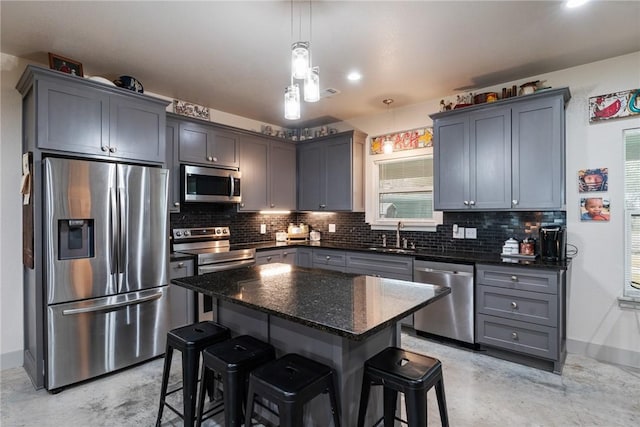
[578,168,608,192]
[580,197,610,221]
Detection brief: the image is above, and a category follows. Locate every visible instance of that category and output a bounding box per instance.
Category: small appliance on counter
[310,230,321,241]
[539,226,566,261]
[287,223,309,241]
[275,231,288,242]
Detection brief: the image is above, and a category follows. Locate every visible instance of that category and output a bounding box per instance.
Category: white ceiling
[2,1,639,128]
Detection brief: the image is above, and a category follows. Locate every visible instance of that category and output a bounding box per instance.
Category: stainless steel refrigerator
[43,157,170,390]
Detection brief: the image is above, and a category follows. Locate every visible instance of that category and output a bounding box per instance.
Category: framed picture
[370,127,433,155]
[578,167,608,192]
[589,89,640,123]
[580,197,610,222]
[48,53,83,77]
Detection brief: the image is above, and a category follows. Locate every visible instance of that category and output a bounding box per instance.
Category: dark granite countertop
[171,264,450,341]
[233,241,571,270]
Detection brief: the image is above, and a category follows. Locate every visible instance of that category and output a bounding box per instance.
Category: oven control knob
[175,231,182,237]
[222,229,228,234]
[184,230,191,236]
[216,229,222,234]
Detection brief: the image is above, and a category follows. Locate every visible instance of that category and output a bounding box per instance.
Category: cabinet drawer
[476,264,558,294]
[256,251,283,265]
[477,285,557,327]
[346,252,413,277]
[476,314,557,360]
[312,249,346,270]
[170,259,194,278]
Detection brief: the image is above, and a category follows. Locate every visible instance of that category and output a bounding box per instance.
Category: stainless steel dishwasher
[413,260,475,344]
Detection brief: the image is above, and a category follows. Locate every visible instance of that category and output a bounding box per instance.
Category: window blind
[624,129,640,297]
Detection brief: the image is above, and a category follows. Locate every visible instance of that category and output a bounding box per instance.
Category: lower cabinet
[256,248,297,265]
[312,249,347,272]
[168,259,195,328]
[475,264,567,373]
[296,247,313,268]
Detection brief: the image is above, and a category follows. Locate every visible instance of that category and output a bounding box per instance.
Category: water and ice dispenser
[58,219,94,260]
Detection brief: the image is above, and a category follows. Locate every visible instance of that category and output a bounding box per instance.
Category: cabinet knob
[101,145,109,152]
[109,147,117,153]
[173,202,180,207]
[270,204,275,208]
[177,262,185,268]
[212,156,218,162]
[207,156,213,161]
[319,204,326,209]
[326,256,331,260]
[512,199,519,206]
[511,275,518,282]
[266,256,272,262]
[511,332,519,340]
[469,200,476,206]
[511,301,518,309]
[283,252,288,256]
[240,203,245,208]
[463,200,469,206]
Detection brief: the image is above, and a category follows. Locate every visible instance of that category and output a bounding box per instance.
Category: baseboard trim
[567,339,640,369]
[1,349,23,370]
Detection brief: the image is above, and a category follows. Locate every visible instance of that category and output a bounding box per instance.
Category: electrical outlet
[465,227,477,239]
[329,224,336,233]
[260,224,266,234]
[453,226,465,239]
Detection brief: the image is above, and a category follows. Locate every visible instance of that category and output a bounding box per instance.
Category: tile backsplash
[171,204,566,255]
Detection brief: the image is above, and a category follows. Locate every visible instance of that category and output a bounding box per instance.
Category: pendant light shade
[304,66,320,102]
[284,84,301,120]
[291,42,310,80]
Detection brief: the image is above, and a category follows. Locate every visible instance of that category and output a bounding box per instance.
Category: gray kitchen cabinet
[17,65,167,164]
[256,248,297,265]
[165,118,181,213]
[296,247,313,268]
[238,134,296,211]
[178,119,240,169]
[311,248,347,272]
[431,87,570,211]
[297,130,365,211]
[168,259,195,328]
[475,263,567,373]
[345,251,413,280]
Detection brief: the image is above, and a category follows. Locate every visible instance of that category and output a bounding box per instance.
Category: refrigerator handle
[118,188,126,275]
[109,188,118,275]
[229,174,234,199]
[61,291,163,315]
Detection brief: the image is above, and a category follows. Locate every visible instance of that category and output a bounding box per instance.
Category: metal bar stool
[155,321,230,427]
[245,353,341,427]
[195,335,275,427]
[357,347,449,427]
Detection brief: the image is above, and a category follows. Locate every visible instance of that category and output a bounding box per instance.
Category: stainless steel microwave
[180,164,241,203]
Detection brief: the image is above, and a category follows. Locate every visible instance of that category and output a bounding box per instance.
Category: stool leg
[405,389,427,427]
[435,378,449,427]
[182,349,200,427]
[326,373,341,427]
[280,401,301,427]
[383,388,397,427]
[244,379,256,427]
[195,365,209,427]
[224,370,243,427]
[356,372,371,427]
[156,346,173,427]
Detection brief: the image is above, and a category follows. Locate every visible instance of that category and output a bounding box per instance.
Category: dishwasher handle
[414,267,473,277]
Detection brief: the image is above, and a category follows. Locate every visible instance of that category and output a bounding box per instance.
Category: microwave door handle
[109,188,118,275]
[229,174,234,199]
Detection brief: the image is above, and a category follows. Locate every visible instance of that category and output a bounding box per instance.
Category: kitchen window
[366,148,442,230]
[623,127,640,304]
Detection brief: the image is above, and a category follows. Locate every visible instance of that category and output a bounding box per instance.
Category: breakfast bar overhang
[171,263,450,425]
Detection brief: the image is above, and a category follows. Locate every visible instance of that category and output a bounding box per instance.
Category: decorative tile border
[173,99,210,120]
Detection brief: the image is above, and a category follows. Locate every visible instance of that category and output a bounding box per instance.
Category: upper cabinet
[431,87,570,211]
[297,130,366,211]
[16,65,168,164]
[178,119,240,169]
[238,134,296,212]
[165,118,181,213]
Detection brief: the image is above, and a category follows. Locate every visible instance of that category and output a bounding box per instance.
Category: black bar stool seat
[156,321,230,427]
[357,346,449,427]
[245,353,341,427]
[195,335,275,427]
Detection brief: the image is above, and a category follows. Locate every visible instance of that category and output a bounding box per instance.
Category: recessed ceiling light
[347,71,362,81]
[566,0,588,8]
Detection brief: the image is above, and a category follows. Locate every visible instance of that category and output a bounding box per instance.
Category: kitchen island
[171,263,449,425]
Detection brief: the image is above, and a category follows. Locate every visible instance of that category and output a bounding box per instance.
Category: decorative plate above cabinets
[430,87,571,211]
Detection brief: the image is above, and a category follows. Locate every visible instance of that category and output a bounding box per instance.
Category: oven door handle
[198,259,255,274]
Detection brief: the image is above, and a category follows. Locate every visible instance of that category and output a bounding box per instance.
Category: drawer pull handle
[511,301,518,309]
[511,332,518,340]
[177,262,185,268]
[511,275,518,281]
[326,256,331,260]
[266,256,272,262]
[283,252,288,256]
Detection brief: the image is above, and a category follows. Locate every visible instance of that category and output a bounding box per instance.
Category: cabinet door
[324,134,353,210]
[270,141,297,210]
[512,96,564,209]
[109,95,165,163]
[280,248,297,265]
[169,260,195,328]
[469,107,511,209]
[37,79,109,155]
[297,142,324,210]
[210,127,240,169]
[166,120,180,212]
[434,115,469,210]
[239,135,270,211]
[178,121,211,165]
[296,248,313,267]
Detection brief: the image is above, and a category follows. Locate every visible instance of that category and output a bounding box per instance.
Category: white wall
[2,51,639,369]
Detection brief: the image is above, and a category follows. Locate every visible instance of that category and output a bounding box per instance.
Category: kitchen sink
[367,247,415,254]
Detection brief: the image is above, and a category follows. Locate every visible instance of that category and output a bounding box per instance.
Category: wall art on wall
[589,89,640,123]
[48,52,83,77]
[580,197,610,221]
[578,167,608,192]
[370,127,433,155]
[173,99,210,121]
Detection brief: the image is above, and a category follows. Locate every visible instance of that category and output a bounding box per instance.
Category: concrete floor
[2,331,639,426]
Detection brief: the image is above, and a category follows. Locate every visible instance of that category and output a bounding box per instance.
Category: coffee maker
[539,226,566,261]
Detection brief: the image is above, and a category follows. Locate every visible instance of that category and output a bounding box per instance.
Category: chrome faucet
[396,221,404,248]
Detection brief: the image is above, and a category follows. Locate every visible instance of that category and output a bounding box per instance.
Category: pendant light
[304,66,320,102]
[284,83,301,120]
[383,99,394,154]
[291,42,310,80]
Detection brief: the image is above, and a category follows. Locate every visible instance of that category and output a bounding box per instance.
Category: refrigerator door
[44,158,118,305]
[117,164,169,293]
[46,286,169,390]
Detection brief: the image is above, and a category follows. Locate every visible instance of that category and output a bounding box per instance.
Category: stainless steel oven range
[172,227,255,320]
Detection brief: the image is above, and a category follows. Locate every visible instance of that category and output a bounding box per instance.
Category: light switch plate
[260,224,266,234]
[465,227,477,239]
[453,227,465,239]
[329,224,336,233]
